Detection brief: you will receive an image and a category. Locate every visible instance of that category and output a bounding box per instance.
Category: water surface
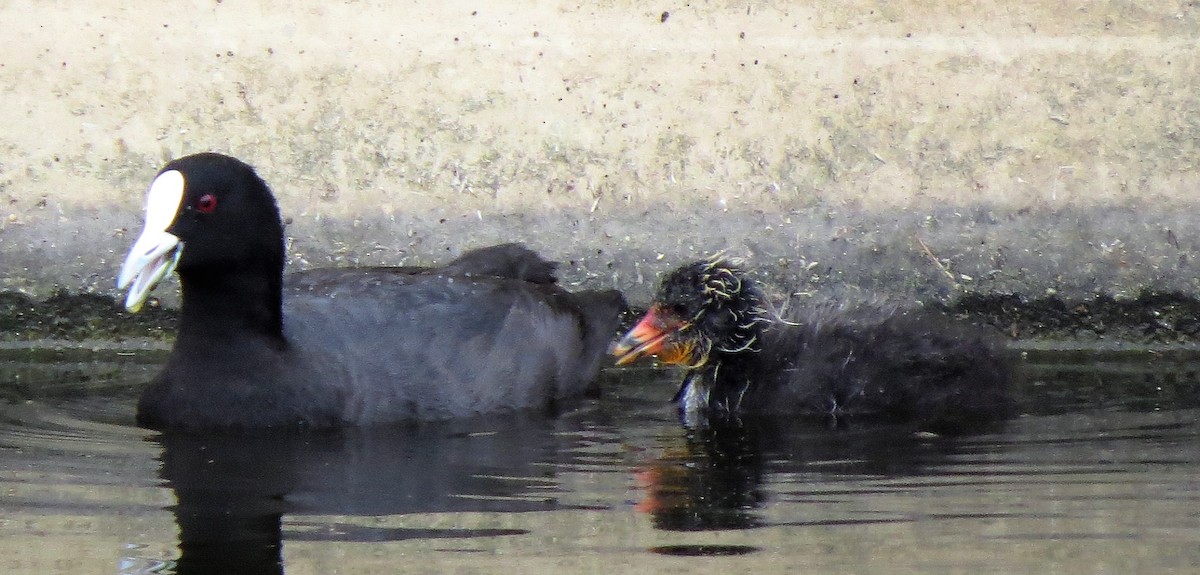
[0,345,1198,574]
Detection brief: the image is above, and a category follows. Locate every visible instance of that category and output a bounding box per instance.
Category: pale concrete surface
[1,1,1198,305]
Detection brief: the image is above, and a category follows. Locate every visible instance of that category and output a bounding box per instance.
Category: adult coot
[117,153,625,429]
[611,259,1013,430]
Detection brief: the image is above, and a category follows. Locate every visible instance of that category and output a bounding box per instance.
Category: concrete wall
[2,1,1198,305]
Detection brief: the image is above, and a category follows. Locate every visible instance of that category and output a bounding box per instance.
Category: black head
[162,153,285,275]
[117,153,286,312]
[612,259,771,368]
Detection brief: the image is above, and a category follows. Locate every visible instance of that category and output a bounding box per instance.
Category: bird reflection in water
[152,415,574,574]
[631,414,1004,533]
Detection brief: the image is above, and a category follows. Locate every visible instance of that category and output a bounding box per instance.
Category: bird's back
[739,304,1013,429]
[281,270,624,424]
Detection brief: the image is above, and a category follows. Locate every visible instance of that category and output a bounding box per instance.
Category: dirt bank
[2,1,1198,310]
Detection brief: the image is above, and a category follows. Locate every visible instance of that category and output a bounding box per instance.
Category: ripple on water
[0,347,1199,574]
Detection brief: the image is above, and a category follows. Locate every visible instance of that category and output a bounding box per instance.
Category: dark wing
[436,243,559,284]
[280,269,623,423]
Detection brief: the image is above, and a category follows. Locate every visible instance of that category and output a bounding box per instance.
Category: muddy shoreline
[5,287,1200,346]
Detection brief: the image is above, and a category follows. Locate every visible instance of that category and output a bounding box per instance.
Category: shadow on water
[1017,345,1200,413]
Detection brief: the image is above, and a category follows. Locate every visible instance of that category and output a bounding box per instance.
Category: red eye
[196,193,218,213]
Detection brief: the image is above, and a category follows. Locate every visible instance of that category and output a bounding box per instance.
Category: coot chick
[117,153,626,429]
[611,259,1013,430]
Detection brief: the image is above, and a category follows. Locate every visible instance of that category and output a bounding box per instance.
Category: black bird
[611,259,1013,430]
[117,153,625,429]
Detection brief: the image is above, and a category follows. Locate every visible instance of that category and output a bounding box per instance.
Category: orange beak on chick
[611,305,699,367]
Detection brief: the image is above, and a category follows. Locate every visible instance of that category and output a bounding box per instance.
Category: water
[1,346,1199,574]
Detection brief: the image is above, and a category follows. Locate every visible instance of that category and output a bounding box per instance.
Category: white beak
[116,170,185,312]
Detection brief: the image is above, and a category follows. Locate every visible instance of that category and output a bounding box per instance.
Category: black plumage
[118,153,625,429]
[612,259,1013,430]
